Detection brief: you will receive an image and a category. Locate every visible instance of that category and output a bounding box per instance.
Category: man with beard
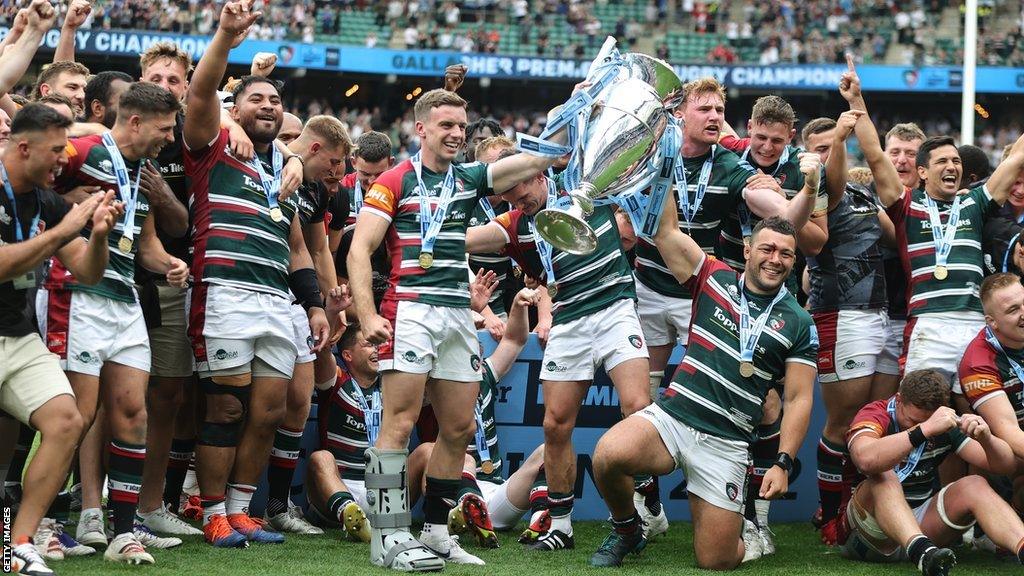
[2,103,122,576]
[183,0,328,549]
[264,115,352,534]
[38,83,189,564]
[32,61,89,120]
[349,87,562,570]
[587,203,818,568]
[878,132,1024,382]
[82,72,132,129]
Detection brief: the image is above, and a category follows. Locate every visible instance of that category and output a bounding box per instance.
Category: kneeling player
[842,369,1024,575]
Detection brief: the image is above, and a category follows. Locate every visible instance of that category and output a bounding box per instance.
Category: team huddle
[4,1,1024,576]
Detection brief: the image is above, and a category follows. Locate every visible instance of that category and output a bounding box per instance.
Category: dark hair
[801,117,836,145]
[915,135,957,169]
[751,216,797,242]
[957,144,992,184]
[36,93,75,111]
[117,82,181,121]
[899,369,950,411]
[84,71,133,111]
[353,131,392,163]
[230,75,283,102]
[338,321,362,352]
[10,103,74,135]
[467,118,502,141]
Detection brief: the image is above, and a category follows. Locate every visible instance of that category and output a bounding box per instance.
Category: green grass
[50,521,1022,575]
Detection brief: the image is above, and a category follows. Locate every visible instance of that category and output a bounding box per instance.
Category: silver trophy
[534,72,679,255]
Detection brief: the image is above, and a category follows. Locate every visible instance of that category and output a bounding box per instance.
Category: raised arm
[652,189,707,284]
[488,152,559,194]
[987,132,1024,206]
[486,287,537,379]
[184,0,260,150]
[745,153,821,231]
[824,110,865,212]
[466,222,509,254]
[840,54,903,208]
[53,0,91,63]
[0,2,54,97]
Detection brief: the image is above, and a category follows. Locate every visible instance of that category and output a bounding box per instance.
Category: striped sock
[529,465,549,514]
[745,422,780,524]
[817,437,846,522]
[226,483,257,516]
[266,426,304,517]
[548,491,574,534]
[201,495,226,525]
[634,475,662,515]
[164,438,195,512]
[108,440,146,536]
[327,491,355,523]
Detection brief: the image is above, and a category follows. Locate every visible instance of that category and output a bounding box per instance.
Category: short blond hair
[475,135,515,161]
[847,167,874,186]
[303,115,353,155]
[751,95,796,129]
[1002,143,1015,164]
[682,77,726,106]
[140,42,193,75]
[413,89,467,122]
[885,122,925,145]
[33,61,90,100]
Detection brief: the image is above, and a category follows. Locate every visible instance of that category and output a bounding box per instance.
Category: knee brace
[197,376,251,447]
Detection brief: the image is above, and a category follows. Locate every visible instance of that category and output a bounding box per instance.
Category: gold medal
[547,284,557,297]
[934,265,948,280]
[118,236,133,253]
[739,361,755,377]
[481,460,494,475]
[270,207,284,222]
[513,266,522,279]
[418,252,433,269]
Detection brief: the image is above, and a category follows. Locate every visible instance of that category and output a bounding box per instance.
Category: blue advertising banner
[256,333,825,525]
[5,26,1024,93]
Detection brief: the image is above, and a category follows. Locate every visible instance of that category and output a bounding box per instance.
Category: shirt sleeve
[785,315,819,368]
[958,337,1008,410]
[362,168,401,223]
[885,187,911,227]
[719,135,750,153]
[471,162,495,199]
[847,400,890,447]
[682,253,718,292]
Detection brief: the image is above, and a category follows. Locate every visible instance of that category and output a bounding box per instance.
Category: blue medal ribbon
[677,145,716,226]
[736,275,788,367]
[613,118,682,239]
[473,399,492,465]
[101,133,143,245]
[886,396,926,482]
[353,178,363,215]
[352,383,382,448]
[528,178,559,292]
[0,161,39,242]
[410,152,457,258]
[478,197,497,221]
[984,326,1024,384]
[249,145,283,216]
[922,192,962,273]
[1003,231,1021,273]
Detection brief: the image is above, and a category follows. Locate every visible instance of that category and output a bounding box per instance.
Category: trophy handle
[534,203,599,256]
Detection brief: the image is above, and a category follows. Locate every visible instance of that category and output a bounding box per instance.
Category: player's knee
[117,401,148,437]
[542,412,574,442]
[39,403,84,443]
[955,474,991,496]
[308,449,335,474]
[438,415,475,445]
[695,548,739,571]
[148,379,185,412]
[249,400,286,429]
[409,442,435,467]
[198,377,250,446]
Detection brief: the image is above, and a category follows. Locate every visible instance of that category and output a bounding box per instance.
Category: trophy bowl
[534,77,670,255]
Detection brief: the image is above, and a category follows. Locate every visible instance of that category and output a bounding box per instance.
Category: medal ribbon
[248,144,283,216]
[886,396,926,482]
[528,178,559,292]
[738,146,790,238]
[736,275,788,366]
[984,326,1024,384]
[0,161,39,242]
[101,133,143,244]
[922,192,962,273]
[677,145,716,225]
[473,399,492,465]
[410,152,457,257]
[352,384,382,448]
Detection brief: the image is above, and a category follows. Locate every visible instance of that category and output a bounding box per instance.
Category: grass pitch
[48,521,1021,576]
